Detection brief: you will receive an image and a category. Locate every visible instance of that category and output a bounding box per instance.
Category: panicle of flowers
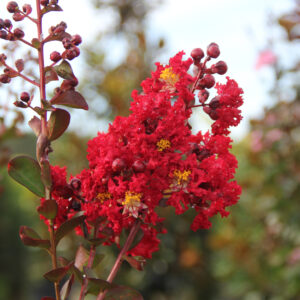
[44,43,244,260]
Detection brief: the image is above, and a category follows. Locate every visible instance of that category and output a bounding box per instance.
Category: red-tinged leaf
[55,215,86,246]
[58,257,84,282]
[47,109,70,141]
[31,38,41,49]
[45,66,59,84]
[50,90,88,110]
[44,264,72,283]
[37,200,57,219]
[60,274,74,300]
[123,256,146,271]
[86,278,111,295]
[74,245,89,271]
[41,297,55,300]
[44,31,71,43]
[54,60,74,80]
[88,237,109,247]
[104,285,144,300]
[41,160,52,189]
[15,59,24,72]
[5,68,18,78]
[58,256,70,267]
[7,155,45,197]
[28,116,41,136]
[19,226,50,249]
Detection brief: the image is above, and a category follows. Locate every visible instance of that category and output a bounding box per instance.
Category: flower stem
[96,220,141,300]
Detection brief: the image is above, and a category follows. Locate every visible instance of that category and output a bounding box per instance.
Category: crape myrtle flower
[41,46,244,259]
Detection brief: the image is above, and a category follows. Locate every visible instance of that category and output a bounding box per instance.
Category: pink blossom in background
[255,50,277,70]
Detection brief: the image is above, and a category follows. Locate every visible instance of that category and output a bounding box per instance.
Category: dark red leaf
[37,200,57,219]
[19,226,50,249]
[50,90,88,110]
[47,108,70,141]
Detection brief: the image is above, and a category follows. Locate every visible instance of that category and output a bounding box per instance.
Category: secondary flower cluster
[41,45,243,259]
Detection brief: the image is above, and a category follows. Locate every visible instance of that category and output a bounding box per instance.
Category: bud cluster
[190,43,229,122]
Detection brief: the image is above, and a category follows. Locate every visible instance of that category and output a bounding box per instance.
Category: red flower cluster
[41,46,244,259]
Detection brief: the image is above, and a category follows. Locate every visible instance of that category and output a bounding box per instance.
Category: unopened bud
[0,19,5,29]
[0,30,8,40]
[20,91,30,102]
[209,109,219,120]
[12,13,24,22]
[62,38,72,49]
[71,34,82,46]
[50,51,61,62]
[191,48,204,61]
[40,0,49,5]
[199,74,215,89]
[112,158,126,173]
[198,89,209,103]
[13,28,24,38]
[209,96,220,109]
[207,43,220,59]
[7,1,18,13]
[132,160,145,173]
[22,4,32,14]
[211,61,227,75]
[0,74,11,83]
[70,178,81,191]
[4,19,12,28]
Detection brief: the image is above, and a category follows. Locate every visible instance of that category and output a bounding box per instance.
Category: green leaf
[104,285,144,300]
[50,90,88,110]
[44,264,72,283]
[28,116,41,136]
[88,237,108,247]
[92,253,105,268]
[8,155,45,197]
[74,245,89,271]
[19,226,50,249]
[55,215,86,246]
[37,200,57,219]
[47,109,70,141]
[86,278,111,295]
[54,60,74,80]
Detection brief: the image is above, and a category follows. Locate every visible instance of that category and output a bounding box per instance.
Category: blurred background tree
[1,0,300,299]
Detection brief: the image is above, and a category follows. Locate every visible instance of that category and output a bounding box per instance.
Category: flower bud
[22,4,32,14]
[62,37,72,49]
[7,1,18,13]
[209,109,219,120]
[209,96,220,109]
[4,19,12,28]
[0,74,11,83]
[132,160,145,173]
[20,91,30,102]
[40,0,49,6]
[50,0,58,4]
[13,28,24,38]
[65,49,77,60]
[0,53,7,62]
[0,30,8,40]
[207,43,220,58]
[14,100,27,108]
[211,61,228,75]
[191,48,204,61]
[0,19,5,29]
[199,74,215,89]
[112,158,126,173]
[50,51,61,62]
[12,13,24,22]
[198,89,209,103]
[70,178,81,191]
[71,34,82,46]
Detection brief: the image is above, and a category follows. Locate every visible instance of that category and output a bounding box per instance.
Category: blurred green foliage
[1,0,300,299]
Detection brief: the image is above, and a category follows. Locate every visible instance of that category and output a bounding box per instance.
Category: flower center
[96,192,111,203]
[122,191,142,206]
[157,139,171,151]
[173,169,191,185]
[160,67,179,86]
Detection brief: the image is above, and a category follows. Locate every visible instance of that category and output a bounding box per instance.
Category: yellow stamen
[157,139,171,152]
[122,191,142,206]
[96,192,111,203]
[160,67,180,86]
[173,169,191,185]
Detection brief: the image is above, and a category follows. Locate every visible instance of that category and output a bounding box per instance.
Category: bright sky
[0,0,295,139]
